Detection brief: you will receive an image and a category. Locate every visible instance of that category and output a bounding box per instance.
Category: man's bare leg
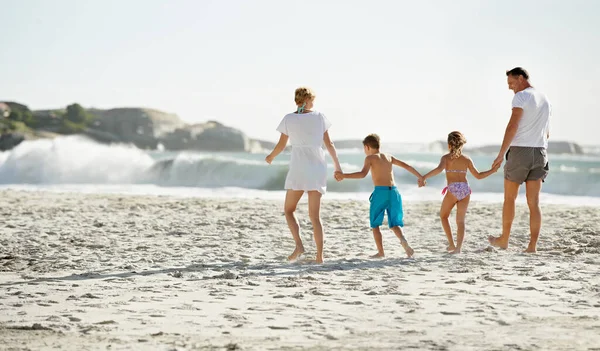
[307,191,324,263]
[440,193,457,251]
[524,179,542,253]
[371,227,385,257]
[391,226,414,258]
[450,195,470,254]
[489,179,520,249]
[284,190,305,260]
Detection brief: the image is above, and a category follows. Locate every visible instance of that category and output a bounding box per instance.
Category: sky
[1,0,599,145]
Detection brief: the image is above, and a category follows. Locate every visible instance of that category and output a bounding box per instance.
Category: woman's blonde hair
[448,131,467,159]
[294,87,316,105]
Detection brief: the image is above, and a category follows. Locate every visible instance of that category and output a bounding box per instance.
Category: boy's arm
[468,157,499,179]
[391,156,423,179]
[265,133,289,164]
[323,131,342,172]
[422,156,446,181]
[340,156,371,179]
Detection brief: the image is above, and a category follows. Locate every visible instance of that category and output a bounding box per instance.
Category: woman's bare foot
[488,235,508,249]
[401,240,414,258]
[287,246,305,261]
[370,252,385,258]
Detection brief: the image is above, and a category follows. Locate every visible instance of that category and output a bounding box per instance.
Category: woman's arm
[323,131,342,172]
[265,133,289,164]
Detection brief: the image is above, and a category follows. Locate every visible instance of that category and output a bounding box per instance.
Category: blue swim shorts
[369,186,404,228]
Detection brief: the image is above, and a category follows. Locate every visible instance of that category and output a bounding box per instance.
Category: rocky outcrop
[87,108,186,149]
[547,141,584,155]
[0,133,25,151]
[160,121,251,152]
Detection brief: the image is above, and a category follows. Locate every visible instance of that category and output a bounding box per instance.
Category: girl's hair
[294,87,316,105]
[448,131,467,159]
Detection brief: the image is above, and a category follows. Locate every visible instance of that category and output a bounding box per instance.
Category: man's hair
[363,134,380,149]
[506,67,530,80]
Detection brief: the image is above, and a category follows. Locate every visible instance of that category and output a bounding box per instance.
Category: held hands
[334,171,344,182]
[492,162,502,172]
[491,155,503,170]
[417,176,426,188]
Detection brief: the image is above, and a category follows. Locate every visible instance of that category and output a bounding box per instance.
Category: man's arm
[492,107,523,169]
[339,156,371,179]
[391,157,423,179]
[265,133,289,164]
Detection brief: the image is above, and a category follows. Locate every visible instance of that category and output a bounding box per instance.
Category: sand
[1,189,599,351]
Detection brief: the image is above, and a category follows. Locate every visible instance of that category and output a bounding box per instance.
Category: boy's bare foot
[370,252,385,258]
[488,235,508,249]
[400,241,414,258]
[287,247,305,261]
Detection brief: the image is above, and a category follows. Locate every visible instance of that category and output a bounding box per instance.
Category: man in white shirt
[489,67,551,253]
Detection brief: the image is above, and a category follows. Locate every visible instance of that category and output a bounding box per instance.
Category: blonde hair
[448,131,466,159]
[294,87,316,105]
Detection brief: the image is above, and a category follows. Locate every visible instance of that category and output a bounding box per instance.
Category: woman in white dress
[265,87,342,263]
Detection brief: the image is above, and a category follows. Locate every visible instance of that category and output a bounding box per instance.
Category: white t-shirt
[276,111,331,147]
[510,87,551,148]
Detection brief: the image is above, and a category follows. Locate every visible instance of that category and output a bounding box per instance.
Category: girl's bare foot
[370,252,385,258]
[449,247,462,254]
[401,240,414,258]
[524,247,537,253]
[288,246,305,261]
[446,245,456,252]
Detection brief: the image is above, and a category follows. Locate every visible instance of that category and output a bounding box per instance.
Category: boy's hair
[506,67,530,80]
[448,131,466,159]
[363,134,380,150]
[294,87,316,105]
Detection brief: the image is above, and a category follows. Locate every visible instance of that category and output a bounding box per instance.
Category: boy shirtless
[334,134,424,258]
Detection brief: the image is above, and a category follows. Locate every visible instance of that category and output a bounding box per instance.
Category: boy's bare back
[367,153,395,187]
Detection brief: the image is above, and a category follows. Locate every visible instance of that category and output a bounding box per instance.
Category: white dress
[276,111,332,194]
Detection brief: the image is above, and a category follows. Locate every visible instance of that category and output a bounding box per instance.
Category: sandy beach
[1,189,599,350]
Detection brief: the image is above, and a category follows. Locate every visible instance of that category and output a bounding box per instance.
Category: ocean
[1,135,599,206]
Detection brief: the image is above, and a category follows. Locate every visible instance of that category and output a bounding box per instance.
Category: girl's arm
[265,133,289,164]
[323,131,342,172]
[421,156,446,181]
[468,156,499,179]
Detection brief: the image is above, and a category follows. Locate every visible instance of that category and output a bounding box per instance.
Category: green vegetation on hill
[1,101,94,134]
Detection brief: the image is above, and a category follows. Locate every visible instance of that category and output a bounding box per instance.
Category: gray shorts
[504,146,549,184]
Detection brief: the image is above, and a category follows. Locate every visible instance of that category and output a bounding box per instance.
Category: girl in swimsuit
[422,132,500,254]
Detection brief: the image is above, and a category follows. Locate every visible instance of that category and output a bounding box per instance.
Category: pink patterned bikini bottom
[441,182,472,201]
